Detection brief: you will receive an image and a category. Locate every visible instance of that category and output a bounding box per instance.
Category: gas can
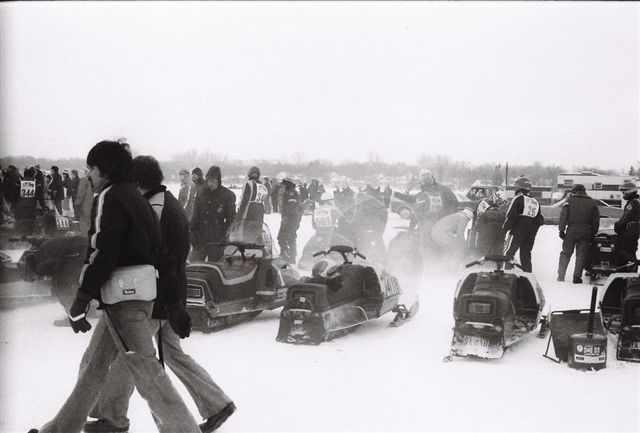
[568,333,607,371]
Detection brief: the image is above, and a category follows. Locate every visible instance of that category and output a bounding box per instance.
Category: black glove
[559,231,566,240]
[165,302,192,338]
[68,298,92,333]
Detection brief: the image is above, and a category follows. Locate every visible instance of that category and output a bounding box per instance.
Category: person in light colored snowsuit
[430,208,473,259]
[178,168,197,221]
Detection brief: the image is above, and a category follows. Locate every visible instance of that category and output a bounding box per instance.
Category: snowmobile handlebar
[465,255,524,271]
[312,245,367,262]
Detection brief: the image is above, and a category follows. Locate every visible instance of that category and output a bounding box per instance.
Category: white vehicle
[557,172,637,207]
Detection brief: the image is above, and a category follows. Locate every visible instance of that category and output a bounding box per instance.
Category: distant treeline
[2,150,635,189]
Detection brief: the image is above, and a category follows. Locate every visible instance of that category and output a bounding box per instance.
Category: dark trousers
[53,198,63,215]
[278,219,299,263]
[504,228,538,272]
[558,234,590,280]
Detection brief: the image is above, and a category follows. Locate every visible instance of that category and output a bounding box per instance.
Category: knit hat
[571,184,586,193]
[192,167,203,177]
[620,181,637,194]
[247,166,260,180]
[206,166,222,183]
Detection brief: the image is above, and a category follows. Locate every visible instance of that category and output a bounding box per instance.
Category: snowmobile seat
[515,277,539,322]
[363,266,384,307]
[325,265,365,308]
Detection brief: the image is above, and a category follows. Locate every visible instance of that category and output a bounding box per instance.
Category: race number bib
[313,208,334,228]
[522,196,539,218]
[20,180,36,198]
[254,183,268,203]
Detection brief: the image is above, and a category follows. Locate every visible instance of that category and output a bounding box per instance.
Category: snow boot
[199,402,236,433]
[573,277,583,284]
[83,419,129,432]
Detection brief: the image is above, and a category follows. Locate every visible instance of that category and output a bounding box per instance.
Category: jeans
[90,321,233,428]
[37,301,200,433]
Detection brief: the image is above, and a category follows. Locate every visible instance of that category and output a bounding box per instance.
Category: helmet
[311,258,338,279]
[514,176,532,192]
[620,181,637,194]
[418,169,433,185]
[491,190,507,207]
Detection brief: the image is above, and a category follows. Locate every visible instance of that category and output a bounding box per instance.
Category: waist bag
[101,265,157,305]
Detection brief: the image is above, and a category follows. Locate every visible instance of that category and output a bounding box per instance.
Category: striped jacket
[76,182,179,305]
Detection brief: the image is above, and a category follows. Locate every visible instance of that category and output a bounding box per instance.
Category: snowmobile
[276,245,419,345]
[599,271,640,362]
[586,220,638,283]
[1,213,79,284]
[445,255,547,360]
[185,221,301,332]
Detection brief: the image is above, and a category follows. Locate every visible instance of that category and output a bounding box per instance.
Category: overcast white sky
[1,2,638,170]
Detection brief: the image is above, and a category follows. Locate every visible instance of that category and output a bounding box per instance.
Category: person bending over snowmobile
[430,208,473,263]
[469,191,507,255]
[614,181,640,269]
[502,176,544,272]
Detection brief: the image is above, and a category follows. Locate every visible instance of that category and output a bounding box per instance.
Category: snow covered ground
[1,210,639,433]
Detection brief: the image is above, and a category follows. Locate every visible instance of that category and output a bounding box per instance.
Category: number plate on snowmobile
[599,246,612,253]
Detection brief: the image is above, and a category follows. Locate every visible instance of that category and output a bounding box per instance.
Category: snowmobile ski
[389,301,419,327]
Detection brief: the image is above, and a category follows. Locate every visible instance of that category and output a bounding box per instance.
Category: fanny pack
[101,265,158,305]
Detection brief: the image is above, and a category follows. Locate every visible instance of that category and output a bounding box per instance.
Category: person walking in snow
[83,156,235,433]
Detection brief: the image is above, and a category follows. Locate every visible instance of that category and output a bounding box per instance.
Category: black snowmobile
[586,220,638,284]
[186,221,301,332]
[277,245,419,345]
[599,271,640,362]
[445,255,548,360]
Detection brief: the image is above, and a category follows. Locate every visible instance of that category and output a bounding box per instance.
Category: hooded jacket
[190,166,237,243]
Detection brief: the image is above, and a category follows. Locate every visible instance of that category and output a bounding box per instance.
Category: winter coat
[74,176,94,228]
[69,176,80,202]
[281,188,302,224]
[178,180,196,220]
[559,191,600,239]
[76,181,179,307]
[430,211,471,250]
[3,168,21,208]
[615,194,640,240]
[503,192,544,235]
[50,172,64,201]
[190,184,237,244]
[475,206,507,254]
[144,186,190,319]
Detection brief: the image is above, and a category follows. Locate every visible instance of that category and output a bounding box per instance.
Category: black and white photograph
[0,2,638,433]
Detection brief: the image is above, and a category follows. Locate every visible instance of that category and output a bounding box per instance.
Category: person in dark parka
[190,166,237,262]
[557,184,600,283]
[278,178,302,263]
[614,181,640,268]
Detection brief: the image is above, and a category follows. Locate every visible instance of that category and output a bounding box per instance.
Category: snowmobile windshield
[333,190,388,267]
[225,220,274,258]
